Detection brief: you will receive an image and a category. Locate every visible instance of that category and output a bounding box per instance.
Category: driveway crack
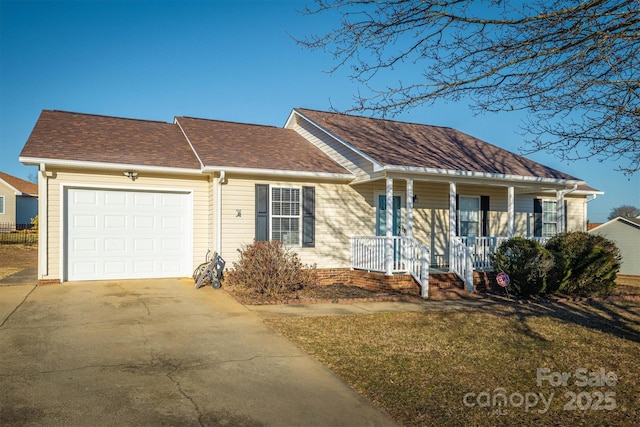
[0,285,37,328]
[164,362,205,427]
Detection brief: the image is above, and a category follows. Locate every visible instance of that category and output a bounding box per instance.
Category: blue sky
[1,0,638,223]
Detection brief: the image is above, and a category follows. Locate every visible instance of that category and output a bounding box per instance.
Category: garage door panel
[105,238,127,252]
[66,188,191,281]
[105,192,127,205]
[73,262,97,276]
[105,261,126,275]
[133,261,154,274]
[73,191,97,205]
[74,215,97,228]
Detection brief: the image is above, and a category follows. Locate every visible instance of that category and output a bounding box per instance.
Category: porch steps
[428,271,498,299]
[428,273,467,300]
[473,271,498,293]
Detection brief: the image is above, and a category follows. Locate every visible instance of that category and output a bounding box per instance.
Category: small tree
[608,205,640,220]
[491,238,554,297]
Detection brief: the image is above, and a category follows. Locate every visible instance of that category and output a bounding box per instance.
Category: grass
[266,300,640,426]
[0,244,37,280]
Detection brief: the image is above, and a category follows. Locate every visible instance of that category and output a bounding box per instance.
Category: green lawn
[266,300,640,426]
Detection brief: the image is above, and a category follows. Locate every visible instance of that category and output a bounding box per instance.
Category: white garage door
[65,188,192,281]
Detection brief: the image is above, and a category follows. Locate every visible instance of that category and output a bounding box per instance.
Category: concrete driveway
[0,279,398,426]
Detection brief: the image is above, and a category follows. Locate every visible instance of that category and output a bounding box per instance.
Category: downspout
[585,193,598,231]
[38,163,48,279]
[216,171,226,254]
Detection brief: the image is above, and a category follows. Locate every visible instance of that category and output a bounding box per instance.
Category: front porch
[347,174,576,298]
[350,235,549,298]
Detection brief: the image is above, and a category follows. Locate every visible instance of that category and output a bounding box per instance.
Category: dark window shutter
[533,199,543,237]
[481,196,490,237]
[455,194,460,236]
[302,186,315,247]
[255,184,269,241]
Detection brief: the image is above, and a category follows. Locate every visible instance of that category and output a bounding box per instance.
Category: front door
[376,195,401,236]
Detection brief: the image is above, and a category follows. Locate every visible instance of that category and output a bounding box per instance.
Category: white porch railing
[351,236,430,298]
[450,237,474,291]
[461,236,550,270]
[351,235,550,296]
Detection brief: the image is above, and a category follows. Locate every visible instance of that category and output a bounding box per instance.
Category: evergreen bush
[546,232,620,297]
[491,238,554,297]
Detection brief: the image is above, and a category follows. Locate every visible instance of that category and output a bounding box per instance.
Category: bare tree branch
[297,0,640,174]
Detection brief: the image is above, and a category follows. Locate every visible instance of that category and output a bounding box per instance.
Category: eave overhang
[19,156,204,176]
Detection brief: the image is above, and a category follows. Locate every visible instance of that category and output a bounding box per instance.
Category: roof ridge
[48,109,172,125]
[295,107,456,131]
[176,116,279,129]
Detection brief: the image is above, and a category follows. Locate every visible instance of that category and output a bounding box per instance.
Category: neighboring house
[0,171,38,227]
[589,217,640,276]
[19,108,602,295]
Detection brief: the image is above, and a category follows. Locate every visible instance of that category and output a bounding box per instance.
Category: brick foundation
[38,279,61,285]
[315,268,421,296]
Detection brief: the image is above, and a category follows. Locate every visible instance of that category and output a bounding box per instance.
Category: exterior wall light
[124,171,138,181]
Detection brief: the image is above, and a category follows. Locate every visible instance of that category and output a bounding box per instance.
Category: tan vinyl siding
[41,169,209,282]
[0,183,16,222]
[291,116,375,179]
[566,196,586,232]
[219,175,372,268]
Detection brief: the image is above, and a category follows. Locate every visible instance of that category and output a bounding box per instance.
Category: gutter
[380,165,587,188]
[19,157,203,176]
[201,166,353,181]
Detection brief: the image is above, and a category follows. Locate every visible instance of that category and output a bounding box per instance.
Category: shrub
[491,238,554,297]
[225,240,317,302]
[545,232,620,297]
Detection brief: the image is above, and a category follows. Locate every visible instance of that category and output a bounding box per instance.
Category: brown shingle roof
[176,116,349,174]
[20,110,201,170]
[0,171,38,195]
[296,108,582,181]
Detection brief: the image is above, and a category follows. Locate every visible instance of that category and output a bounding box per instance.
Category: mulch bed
[224,283,421,306]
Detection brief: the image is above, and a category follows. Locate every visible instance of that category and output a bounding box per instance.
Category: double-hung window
[271,187,301,245]
[0,195,4,215]
[255,184,315,247]
[459,196,480,237]
[542,200,557,237]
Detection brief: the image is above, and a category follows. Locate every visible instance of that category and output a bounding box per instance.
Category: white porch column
[508,186,515,238]
[557,190,565,234]
[385,177,394,276]
[449,182,457,267]
[406,179,414,238]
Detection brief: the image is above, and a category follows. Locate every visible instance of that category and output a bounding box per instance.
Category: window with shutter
[255,185,315,247]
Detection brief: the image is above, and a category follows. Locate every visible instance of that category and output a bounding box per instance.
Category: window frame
[0,195,5,215]
[542,199,558,237]
[270,186,302,246]
[458,195,481,237]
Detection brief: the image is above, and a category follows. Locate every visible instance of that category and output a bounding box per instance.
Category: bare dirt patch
[0,245,37,280]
